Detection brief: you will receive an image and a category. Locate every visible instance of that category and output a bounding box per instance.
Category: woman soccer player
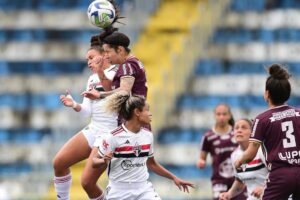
[219,119,268,200]
[81,27,147,101]
[52,36,117,200]
[196,104,247,200]
[92,91,194,199]
[235,64,300,200]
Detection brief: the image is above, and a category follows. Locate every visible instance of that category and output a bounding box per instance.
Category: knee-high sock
[53,173,72,200]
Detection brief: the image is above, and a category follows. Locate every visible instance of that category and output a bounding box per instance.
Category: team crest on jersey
[133,143,141,156]
[102,139,109,151]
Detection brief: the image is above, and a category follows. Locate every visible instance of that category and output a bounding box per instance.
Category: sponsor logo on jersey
[269,109,300,122]
[121,160,145,170]
[278,150,300,164]
[125,140,130,144]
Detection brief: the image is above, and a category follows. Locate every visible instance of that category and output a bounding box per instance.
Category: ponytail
[105,91,146,120]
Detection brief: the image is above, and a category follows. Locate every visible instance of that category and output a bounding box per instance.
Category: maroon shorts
[263,166,300,200]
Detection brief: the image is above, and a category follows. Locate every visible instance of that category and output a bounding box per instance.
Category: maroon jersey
[112,56,147,98]
[200,129,238,182]
[251,105,300,171]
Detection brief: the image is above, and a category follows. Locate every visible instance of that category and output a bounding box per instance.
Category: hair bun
[99,26,119,41]
[268,64,291,80]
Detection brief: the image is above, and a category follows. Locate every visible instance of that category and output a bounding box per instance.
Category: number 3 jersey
[98,124,154,183]
[250,105,300,170]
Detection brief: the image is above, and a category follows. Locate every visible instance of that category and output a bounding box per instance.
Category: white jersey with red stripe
[81,73,117,128]
[99,124,154,183]
[231,146,268,200]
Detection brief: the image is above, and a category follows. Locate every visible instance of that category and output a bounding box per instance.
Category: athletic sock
[53,173,72,200]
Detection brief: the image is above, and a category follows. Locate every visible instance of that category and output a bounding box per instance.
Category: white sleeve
[78,97,92,117]
[98,135,115,157]
[78,75,93,117]
[104,65,118,81]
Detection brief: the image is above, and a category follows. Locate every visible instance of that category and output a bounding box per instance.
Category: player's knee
[81,176,94,191]
[52,154,67,172]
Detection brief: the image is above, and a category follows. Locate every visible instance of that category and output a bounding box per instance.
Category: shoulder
[255,109,272,121]
[203,129,217,141]
[141,127,153,137]
[125,56,144,69]
[110,125,126,136]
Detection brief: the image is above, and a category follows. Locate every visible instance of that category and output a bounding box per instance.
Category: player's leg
[52,132,91,200]
[81,147,107,199]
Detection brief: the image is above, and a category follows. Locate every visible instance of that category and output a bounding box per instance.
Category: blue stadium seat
[0,130,9,143]
[157,165,212,179]
[177,95,300,109]
[30,93,62,110]
[194,60,300,76]
[9,128,51,143]
[0,0,127,11]
[157,128,206,144]
[0,61,86,75]
[194,60,224,75]
[0,162,32,177]
[230,0,265,12]
[0,29,99,42]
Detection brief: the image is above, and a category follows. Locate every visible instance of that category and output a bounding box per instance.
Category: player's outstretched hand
[81,89,101,100]
[60,90,74,107]
[219,192,231,200]
[173,177,195,193]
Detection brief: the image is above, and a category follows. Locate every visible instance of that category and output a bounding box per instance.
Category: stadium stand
[155,0,300,199]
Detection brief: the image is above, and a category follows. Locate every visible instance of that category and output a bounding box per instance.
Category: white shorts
[81,123,113,148]
[105,181,161,200]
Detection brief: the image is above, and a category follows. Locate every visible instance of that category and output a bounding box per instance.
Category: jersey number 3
[281,121,296,148]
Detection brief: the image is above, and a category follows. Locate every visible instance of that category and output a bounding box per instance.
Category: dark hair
[90,35,104,53]
[266,64,291,105]
[105,91,146,120]
[214,103,235,127]
[99,27,131,53]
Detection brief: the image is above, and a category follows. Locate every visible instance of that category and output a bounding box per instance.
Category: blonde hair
[105,91,146,120]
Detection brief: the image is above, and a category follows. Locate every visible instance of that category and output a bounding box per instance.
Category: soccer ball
[87,0,116,28]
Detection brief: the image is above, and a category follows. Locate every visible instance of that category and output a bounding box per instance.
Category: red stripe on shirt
[115,144,151,152]
[248,159,262,165]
